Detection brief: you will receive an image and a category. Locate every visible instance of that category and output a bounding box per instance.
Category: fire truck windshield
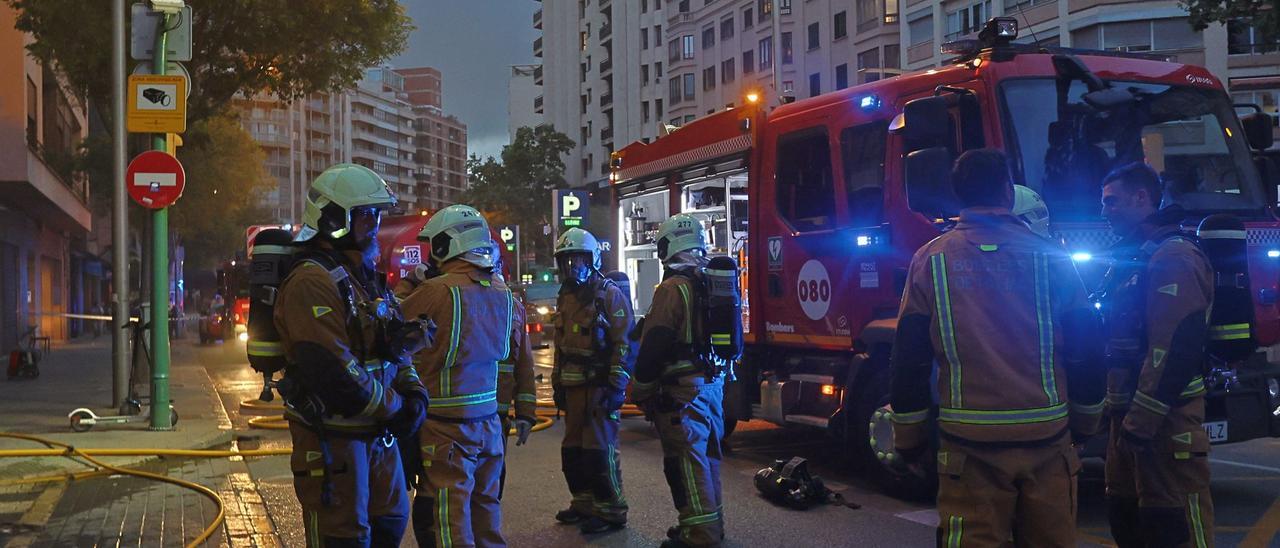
[1000,78,1265,221]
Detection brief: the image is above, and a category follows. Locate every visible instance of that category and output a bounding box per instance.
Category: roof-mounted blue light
[859,95,880,110]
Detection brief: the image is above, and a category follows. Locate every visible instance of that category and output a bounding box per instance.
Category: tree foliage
[171,113,273,270]
[8,0,414,125]
[1183,0,1279,36]
[464,125,576,262]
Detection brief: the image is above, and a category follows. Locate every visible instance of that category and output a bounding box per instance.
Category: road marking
[1211,458,1280,474]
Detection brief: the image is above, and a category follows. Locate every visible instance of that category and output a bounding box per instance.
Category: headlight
[537,306,550,315]
[238,332,249,343]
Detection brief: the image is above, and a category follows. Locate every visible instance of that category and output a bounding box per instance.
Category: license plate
[1203,421,1228,443]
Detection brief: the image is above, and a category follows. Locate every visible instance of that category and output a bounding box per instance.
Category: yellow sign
[127,74,187,133]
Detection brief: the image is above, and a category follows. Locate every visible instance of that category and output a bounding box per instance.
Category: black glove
[553,384,566,410]
[391,316,437,362]
[600,388,626,413]
[389,392,428,439]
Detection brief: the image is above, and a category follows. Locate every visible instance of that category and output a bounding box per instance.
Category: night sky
[393,0,540,161]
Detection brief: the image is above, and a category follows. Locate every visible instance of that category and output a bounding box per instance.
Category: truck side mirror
[1241,113,1275,152]
[901,96,951,151]
[905,147,960,219]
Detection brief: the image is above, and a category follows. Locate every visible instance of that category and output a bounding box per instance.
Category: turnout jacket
[634,274,706,387]
[401,260,516,421]
[498,291,538,424]
[891,208,1105,449]
[274,247,429,434]
[1101,211,1215,441]
[553,275,634,392]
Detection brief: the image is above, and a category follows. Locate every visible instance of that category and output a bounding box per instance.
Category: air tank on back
[1197,214,1257,362]
[246,228,296,400]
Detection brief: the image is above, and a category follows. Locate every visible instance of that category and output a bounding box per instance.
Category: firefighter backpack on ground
[754,457,860,510]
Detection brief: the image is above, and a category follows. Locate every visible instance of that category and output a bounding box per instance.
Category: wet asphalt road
[193,340,1280,547]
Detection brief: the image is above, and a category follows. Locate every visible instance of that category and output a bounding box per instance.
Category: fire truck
[611,18,1280,496]
[376,214,516,288]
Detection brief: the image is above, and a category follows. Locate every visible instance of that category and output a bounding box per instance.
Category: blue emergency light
[858,95,880,110]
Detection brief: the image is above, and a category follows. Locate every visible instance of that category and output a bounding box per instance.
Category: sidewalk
[0,336,240,546]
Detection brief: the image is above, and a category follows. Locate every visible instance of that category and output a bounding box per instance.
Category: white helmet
[554,228,602,269]
[297,164,397,241]
[418,204,496,267]
[1012,185,1051,239]
[654,214,707,262]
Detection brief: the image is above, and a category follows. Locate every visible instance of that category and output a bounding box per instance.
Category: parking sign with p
[553,189,591,240]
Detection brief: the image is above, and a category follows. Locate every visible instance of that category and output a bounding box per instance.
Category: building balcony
[0,147,92,233]
[534,37,543,58]
[534,95,544,114]
[533,9,542,29]
[600,25,612,41]
[600,126,613,141]
[601,93,613,107]
[600,58,612,74]
[534,65,543,85]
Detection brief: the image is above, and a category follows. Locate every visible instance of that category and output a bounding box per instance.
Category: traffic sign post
[126,150,185,209]
[147,7,177,430]
[127,74,187,133]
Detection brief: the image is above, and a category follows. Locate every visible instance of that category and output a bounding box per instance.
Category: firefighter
[401,204,514,547]
[1097,162,1215,548]
[394,263,437,301]
[633,214,728,548]
[274,163,434,547]
[550,227,634,534]
[493,251,537,495]
[891,149,1105,548]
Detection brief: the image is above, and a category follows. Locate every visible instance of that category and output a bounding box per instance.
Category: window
[758,0,771,23]
[703,27,716,49]
[946,2,990,40]
[642,28,650,50]
[643,101,651,123]
[1229,20,1280,55]
[841,121,888,226]
[776,128,836,231]
[581,31,589,51]
[656,62,664,77]
[884,0,899,24]
[1073,18,1202,53]
[782,32,793,63]
[669,77,682,104]
[744,7,754,29]
[642,64,651,85]
[656,99,665,118]
[807,23,820,50]
[655,25,663,46]
[834,11,848,40]
[779,0,792,15]
[683,73,696,100]
[669,39,681,63]
[808,72,821,97]
[721,16,735,40]
[858,48,881,83]
[884,44,901,69]
[908,14,934,46]
[678,0,690,13]
[685,114,696,124]
[722,58,736,83]
[683,35,696,58]
[743,50,755,74]
[642,0,648,13]
[836,64,849,90]
[783,80,794,94]
[1004,0,1054,11]
[759,37,773,69]
[857,0,880,31]
[703,66,717,90]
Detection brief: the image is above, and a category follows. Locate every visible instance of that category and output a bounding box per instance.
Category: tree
[1183,0,1279,38]
[464,125,576,263]
[171,112,273,270]
[8,0,414,126]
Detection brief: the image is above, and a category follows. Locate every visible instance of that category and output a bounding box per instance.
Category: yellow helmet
[418,204,496,267]
[297,164,396,241]
[655,214,706,262]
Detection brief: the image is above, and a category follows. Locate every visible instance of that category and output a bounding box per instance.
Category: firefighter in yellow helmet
[401,204,524,547]
[550,227,634,534]
[632,214,728,548]
[274,163,434,547]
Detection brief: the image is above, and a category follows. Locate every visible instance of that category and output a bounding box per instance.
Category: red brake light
[525,324,531,333]
[534,323,543,333]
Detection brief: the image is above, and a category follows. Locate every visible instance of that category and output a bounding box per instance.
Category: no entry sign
[127,150,186,209]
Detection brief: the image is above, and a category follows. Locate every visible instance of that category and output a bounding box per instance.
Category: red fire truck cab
[612,20,1280,496]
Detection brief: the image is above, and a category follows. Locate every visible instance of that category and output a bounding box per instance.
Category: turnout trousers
[560,384,628,524]
[414,415,506,548]
[288,422,410,547]
[1105,398,1214,548]
[652,377,724,547]
[935,435,1080,547]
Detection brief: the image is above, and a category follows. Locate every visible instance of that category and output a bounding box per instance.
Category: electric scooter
[68,318,178,432]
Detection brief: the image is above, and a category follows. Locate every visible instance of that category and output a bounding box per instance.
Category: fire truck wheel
[846,354,937,501]
[70,410,93,432]
[722,379,747,439]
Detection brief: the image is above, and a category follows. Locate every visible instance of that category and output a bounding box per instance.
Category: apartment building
[508,64,545,141]
[238,66,470,223]
[0,4,96,345]
[898,0,1279,120]
[534,0,902,187]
